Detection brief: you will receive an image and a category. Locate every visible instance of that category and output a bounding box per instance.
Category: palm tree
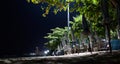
[44,27,68,54]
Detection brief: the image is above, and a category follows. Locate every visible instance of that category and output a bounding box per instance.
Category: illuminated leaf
[42,14,46,17]
[31,0,40,4]
[26,0,30,3]
[92,0,98,5]
[53,9,58,15]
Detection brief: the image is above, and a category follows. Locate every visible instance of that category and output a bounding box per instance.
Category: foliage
[44,27,68,50]
[27,0,68,17]
[27,0,120,49]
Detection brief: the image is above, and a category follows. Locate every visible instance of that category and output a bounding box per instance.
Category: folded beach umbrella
[82,14,90,35]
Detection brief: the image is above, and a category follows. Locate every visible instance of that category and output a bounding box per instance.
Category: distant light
[44,50,49,54]
[44,51,47,54]
[47,50,49,52]
[29,53,36,55]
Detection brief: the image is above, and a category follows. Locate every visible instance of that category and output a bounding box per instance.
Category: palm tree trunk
[101,0,112,53]
[88,35,93,53]
[70,28,77,53]
[116,0,120,39]
[71,28,76,43]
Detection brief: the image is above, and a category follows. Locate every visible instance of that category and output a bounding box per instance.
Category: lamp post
[66,0,70,44]
[67,0,70,30]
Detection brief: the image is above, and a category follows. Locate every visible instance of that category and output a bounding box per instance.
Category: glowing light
[44,50,49,54]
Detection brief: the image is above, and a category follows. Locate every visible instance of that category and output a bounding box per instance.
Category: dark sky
[1,0,76,56]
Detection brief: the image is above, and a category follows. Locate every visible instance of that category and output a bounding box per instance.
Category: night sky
[1,0,76,56]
